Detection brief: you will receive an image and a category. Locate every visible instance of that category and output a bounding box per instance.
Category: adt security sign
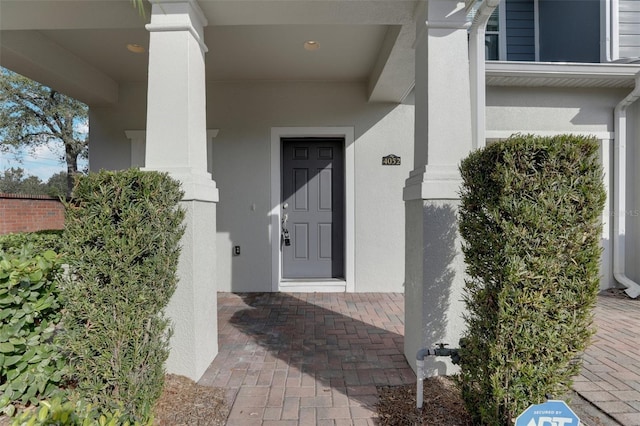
[515,400,580,426]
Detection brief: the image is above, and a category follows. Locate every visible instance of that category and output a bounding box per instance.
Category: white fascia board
[486,61,640,81]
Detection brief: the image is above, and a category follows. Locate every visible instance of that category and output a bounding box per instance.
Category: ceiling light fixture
[127,43,146,54]
[303,40,320,51]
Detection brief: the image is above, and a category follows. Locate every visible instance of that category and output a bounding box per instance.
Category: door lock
[282,228,291,246]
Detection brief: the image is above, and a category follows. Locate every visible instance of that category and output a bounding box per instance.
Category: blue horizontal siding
[506,0,535,61]
[508,37,536,48]
[508,45,536,54]
[619,1,640,57]
[620,0,640,12]
[509,53,536,61]
[506,1,534,12]
[508,28,535,37]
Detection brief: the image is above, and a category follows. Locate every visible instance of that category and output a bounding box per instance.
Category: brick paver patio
[199,293,410,425]
[574,293,640,426]
[199,291,640,425]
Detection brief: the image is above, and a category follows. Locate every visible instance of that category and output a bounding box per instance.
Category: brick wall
[0,193,65,235]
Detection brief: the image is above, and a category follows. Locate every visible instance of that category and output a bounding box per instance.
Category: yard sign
[515,400,580,426]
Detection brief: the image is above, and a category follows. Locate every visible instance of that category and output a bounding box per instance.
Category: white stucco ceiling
[0,0,419,105]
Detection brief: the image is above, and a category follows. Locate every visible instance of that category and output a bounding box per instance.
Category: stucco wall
[208,81,414,292]
[89,83,148,172]
[88,80,414,293]
[487,86,627,134]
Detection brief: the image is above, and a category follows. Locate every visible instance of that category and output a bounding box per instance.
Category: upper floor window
[485,7,501,60]
[477,0,605,63]
[469,0,506,60]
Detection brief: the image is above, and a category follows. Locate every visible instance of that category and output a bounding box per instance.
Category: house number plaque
[382,154,401,166]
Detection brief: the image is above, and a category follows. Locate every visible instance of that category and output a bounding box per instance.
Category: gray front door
[281,138,344,279]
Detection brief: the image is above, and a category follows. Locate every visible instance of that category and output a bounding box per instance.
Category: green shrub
[0,248,65,417]
[11,397,150,426]
[0,231,64,255]
[60,169,185,423]
[457,134,606,425]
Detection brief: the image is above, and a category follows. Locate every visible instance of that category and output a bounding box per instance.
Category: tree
[0,67,88,197]
[45,171,69,198]
[0,167,45,195]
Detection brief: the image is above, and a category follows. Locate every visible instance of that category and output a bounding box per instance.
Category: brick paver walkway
[574,293,640,426]
[199,293,411,425]
[199,291,640,425]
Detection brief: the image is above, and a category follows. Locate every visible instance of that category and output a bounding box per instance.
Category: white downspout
[613,73,640,299]
[611,0,620,61]
[603,0,619,62]
[469,0,500,150]
[602,0,612,62]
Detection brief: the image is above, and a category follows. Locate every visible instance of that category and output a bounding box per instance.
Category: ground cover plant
[457,134,606,425]
[0,246,65,418]
[0,231,64,255]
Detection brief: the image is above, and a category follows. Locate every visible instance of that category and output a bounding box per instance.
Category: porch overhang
[0,0,420,106]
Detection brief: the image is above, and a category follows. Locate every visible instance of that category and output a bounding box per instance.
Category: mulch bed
[376,376,473,426]
[153,374,229,426]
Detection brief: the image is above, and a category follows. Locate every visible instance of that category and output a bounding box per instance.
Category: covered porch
[2,0,639,385]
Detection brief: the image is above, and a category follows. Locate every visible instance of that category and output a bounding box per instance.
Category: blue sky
[0,122,89,182]
[1,66,89,182]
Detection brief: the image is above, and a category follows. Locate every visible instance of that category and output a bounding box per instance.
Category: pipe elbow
[614,272,640,298]
[416,348,430,361]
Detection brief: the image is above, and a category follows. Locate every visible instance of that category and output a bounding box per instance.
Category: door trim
[270,127,355,292]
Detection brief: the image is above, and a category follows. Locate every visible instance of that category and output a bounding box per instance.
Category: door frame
[270,127,355,292]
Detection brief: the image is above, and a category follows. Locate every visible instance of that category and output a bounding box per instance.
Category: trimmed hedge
[60,170,185,423]
[457,134,606,425]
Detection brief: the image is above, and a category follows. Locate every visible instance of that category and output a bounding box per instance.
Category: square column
[144,0,218,381]
[404,0,473,376]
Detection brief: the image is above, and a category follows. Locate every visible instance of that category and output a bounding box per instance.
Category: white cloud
[31,142,63,161]
[0,141,87,181]
[74,120,89,135]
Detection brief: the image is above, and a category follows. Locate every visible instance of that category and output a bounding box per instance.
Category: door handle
[281,214,291,246]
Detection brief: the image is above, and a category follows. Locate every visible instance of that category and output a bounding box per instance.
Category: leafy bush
[457,134,606,425]
[0,248,65,417]
[0,231,64,255]
[11,397,151,426]
[60,169,184,423]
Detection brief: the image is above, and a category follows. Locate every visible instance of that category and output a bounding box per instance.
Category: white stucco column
[144,0,218,381]
[404,0,472,376]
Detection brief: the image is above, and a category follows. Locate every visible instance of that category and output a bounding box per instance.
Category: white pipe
[416,359,424,409]
[415,348,430,409]
[611,0,620,61]
[613,73,640,299]
[602,0,611,62]
[469,0,500,150]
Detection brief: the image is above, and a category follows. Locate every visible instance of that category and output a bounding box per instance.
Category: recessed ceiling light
[127,43,146,54]
[304,41,320,51]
